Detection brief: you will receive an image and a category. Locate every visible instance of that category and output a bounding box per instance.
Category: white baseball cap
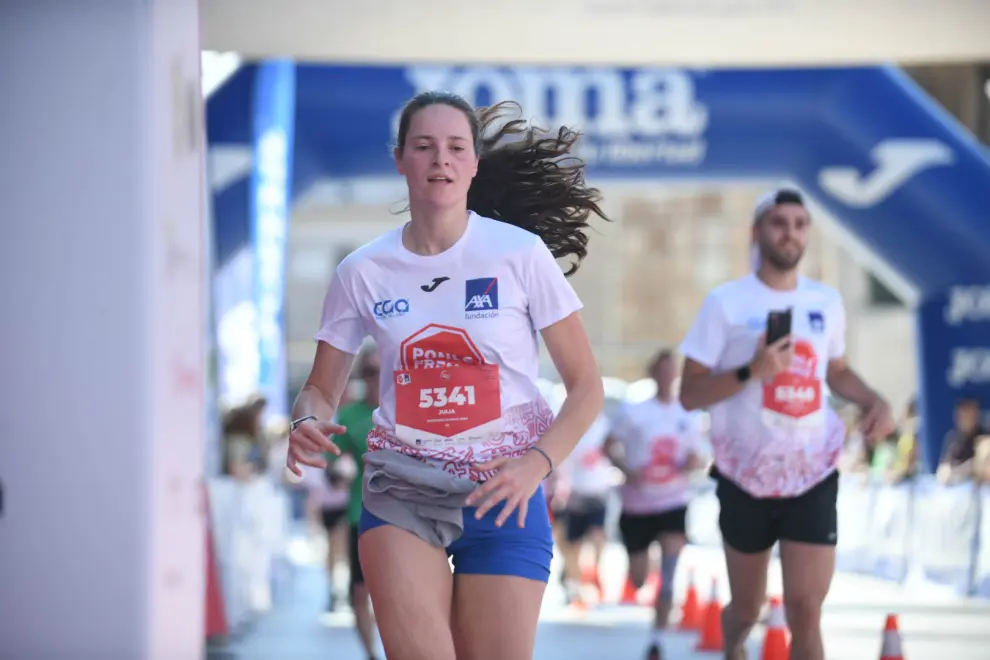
[753,188,805,222]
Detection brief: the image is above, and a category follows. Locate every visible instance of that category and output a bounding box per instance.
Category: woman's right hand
[286,418,346,477]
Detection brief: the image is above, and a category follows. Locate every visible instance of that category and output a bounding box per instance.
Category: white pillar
[0,2,207,659]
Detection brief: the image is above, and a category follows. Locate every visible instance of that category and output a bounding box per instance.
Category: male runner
[557,411,614,607]
[678,188,894,660]
[604,350,706,659]
[327,348,381,660]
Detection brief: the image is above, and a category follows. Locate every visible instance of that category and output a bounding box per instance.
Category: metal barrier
[206,471,990,634]
[207,476,292,634]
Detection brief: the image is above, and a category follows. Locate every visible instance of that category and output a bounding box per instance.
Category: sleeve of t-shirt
[827,294,847,360]
[607,403,634,445]
[526,238,583,331]
[313,264,368,355]
[678,292,729,369]
[686,411,708,454]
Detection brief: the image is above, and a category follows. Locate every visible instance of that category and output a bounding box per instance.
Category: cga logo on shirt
[465,277,499,320]
[373,298,410,319]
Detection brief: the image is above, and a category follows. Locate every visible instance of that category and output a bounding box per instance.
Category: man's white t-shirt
[610,398,705,514]
[315,212,582,481]
[559,414,614,499]
[679,273,845,498]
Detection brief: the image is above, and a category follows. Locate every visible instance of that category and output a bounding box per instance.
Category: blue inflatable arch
[208,63,990,470]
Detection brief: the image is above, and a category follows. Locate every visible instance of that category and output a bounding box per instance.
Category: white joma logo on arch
[818,139,954,208]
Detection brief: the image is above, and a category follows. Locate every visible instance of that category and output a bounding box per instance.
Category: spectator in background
[974,435,990,484]
[222,394,268,481]
[937,398,989,485]
[889,396,923,483]
[837,404,869,474]
[303,451,355,612]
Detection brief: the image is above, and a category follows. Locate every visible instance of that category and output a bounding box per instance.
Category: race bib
[579,448,606,469]
[641,436,681,485]
[761,339,823,428]
[394,364,502,448]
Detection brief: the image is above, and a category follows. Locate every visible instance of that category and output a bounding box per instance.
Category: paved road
[210,538,990,660]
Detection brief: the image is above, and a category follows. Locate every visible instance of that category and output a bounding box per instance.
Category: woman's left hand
[466,451,550,528]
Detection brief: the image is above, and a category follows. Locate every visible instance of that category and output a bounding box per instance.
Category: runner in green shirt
[327,348,380,660]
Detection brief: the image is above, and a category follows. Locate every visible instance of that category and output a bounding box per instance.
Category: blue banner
[916,288,990,470]
[249,60,296,419]
[209,63,990,449]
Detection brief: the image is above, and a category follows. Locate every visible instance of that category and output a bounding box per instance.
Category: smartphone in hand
[766,308,792,345]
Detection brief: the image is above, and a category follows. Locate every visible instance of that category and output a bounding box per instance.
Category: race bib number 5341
[394,364,502,447]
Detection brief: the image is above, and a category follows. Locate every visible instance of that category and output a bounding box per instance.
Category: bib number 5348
[419,385,477,408]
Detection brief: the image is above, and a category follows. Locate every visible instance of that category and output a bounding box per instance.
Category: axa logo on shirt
[373,298,409,319]
[946,347,990,388]
[465,277,499,319]
[944,285,990,326]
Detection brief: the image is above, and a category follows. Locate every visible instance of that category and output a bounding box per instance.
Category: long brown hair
[395,92,609,276]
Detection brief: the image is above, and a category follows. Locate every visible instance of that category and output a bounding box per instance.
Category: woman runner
[286,92,607,660]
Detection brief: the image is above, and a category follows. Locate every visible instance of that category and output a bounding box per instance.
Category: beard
[759,241,804,271]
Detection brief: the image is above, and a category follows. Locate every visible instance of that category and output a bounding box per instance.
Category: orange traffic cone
[580,563,603,603]
[580,562,596,584]
[678,569,703,631]
[639,571,660,606]
[879,614,905,660]
[620,576,639,605]
[696,578,724,652]
[761,596,790,660]
[204,490,228,640]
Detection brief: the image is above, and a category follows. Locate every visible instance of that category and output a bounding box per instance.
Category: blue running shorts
[358,484,554,583]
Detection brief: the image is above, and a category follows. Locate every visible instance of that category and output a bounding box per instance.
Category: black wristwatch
[735,364,752,383]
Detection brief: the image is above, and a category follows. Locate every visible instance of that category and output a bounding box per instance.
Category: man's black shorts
[618,507,689,555]
[563,495,608,543]
[348,524,365,590]
[712,467,839,554]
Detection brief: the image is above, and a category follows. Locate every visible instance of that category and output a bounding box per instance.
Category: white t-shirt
[559,414,614,499]
[610,398,705,514]
[314,212,582,481]
[679,273,846,498]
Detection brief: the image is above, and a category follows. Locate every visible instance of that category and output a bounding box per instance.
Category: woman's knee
[452,574,545,660]
[359,526,457,660]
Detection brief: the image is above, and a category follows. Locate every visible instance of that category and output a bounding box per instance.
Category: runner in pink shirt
[604,350,707,660]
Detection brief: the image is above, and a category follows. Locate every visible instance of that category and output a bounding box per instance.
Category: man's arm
[679,359,748,412]
[678,293,739,411]
[825,357,882,409]
[826,357,893,442]
[603,434,635,477]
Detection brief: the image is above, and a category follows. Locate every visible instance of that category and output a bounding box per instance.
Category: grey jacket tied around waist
[362,449,478,548]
